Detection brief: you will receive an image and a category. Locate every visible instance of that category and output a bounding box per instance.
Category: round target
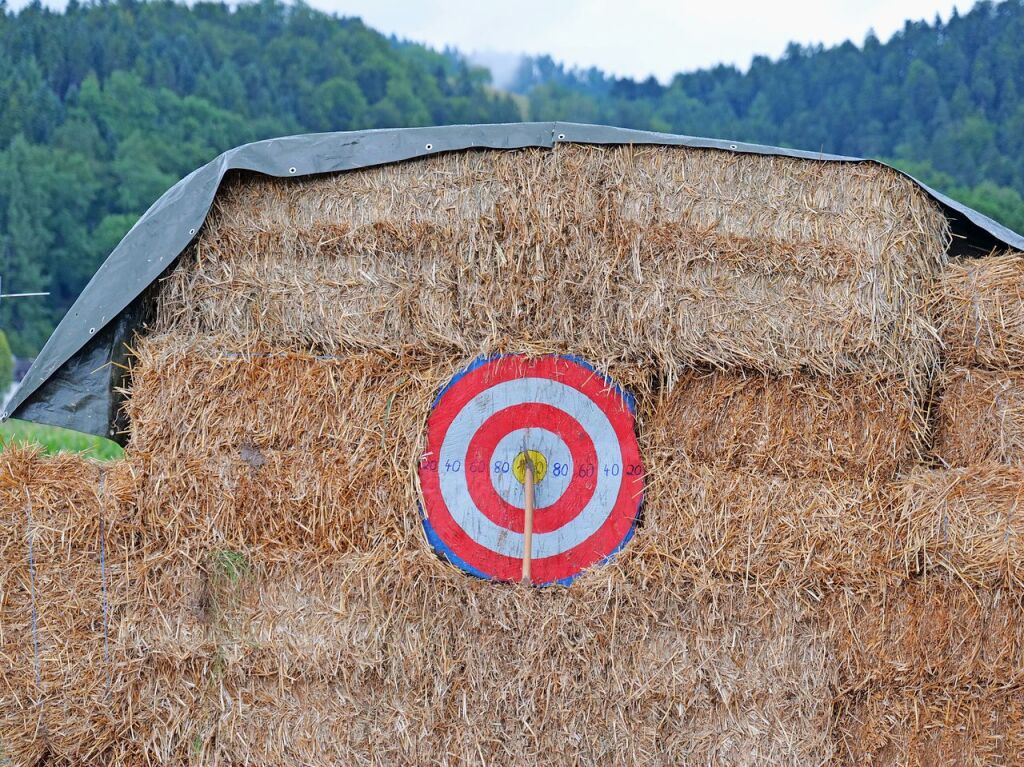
[419,355,644,585]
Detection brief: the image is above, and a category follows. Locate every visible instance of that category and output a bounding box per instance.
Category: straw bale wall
[1,447,839,765]
[122,334,915,587]
[173,559,835,765]
[11,144,1024,765]
[833,687,1024,766]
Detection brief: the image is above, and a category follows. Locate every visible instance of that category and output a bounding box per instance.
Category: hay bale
[900,465,1024,587]
[122,334,454,555]
[0,450,216,766]
[648,370,922,480]
[0,449,141,764]
[164,554,836,766]
[123,333,452,461]
[121,333,658,562]
[126,449,415,558]
[634,464,899,586]
[833,687,1024,766]
[824,576,1024,691]
[154,146,949,380]
[125,458,895,590]
[124,334,897,583]
[934,366,1024,467]
[933,250,1024,369]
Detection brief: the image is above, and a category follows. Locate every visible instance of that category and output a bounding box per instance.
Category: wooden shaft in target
[522,458,535,584]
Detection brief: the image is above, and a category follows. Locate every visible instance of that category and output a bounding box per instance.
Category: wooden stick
[521,457,535,585]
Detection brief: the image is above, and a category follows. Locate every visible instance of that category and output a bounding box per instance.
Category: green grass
[0,418,123,460]
[214,550,250,582]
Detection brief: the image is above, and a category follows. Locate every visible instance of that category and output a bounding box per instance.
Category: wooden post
[521,456,535,585]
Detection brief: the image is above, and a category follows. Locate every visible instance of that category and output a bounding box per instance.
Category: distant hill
[0,0,1022,355]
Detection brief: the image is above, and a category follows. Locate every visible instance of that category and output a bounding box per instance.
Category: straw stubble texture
[932,250,1024,369]
[934,366,1024,467]
[145,556,839,767]
[833,687,1024,766]
[155,145,950,382]
[899,465,1024,588]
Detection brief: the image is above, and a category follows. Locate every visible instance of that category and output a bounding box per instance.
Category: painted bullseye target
[419,355,644,585]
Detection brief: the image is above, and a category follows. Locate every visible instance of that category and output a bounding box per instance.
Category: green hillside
[0,0,1023,358]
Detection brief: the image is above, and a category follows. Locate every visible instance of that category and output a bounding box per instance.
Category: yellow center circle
[512,450,548,484]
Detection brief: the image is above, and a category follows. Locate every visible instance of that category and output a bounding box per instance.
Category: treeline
[515,0,1024,233]
[1,0,1023,355]
[0,0,520,355]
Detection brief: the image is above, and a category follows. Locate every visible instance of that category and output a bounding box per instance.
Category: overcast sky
[303,0,977,81]
[9,0,978,82]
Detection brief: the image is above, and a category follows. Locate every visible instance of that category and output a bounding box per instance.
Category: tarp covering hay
[3,125,1024,765]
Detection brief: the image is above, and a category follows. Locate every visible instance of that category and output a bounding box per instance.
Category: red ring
[463,403,598,534]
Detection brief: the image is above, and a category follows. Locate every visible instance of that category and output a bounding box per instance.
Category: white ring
[438,377,622,558]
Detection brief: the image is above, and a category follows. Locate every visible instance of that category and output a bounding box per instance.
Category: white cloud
[309,0,975,81]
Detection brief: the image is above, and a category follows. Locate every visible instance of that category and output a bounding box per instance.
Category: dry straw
[833,686,1024,766]
[824,575,1024,691]
[122,333,908,587]
[1,449,270,766]
[154,145,950,383]
[634,463,902,586]
[2,142,998,764]
[932,249,1024,369]
[0,449,141,764]
[647,369,924,480]
[2,445,843,765]
[122,333,457,460]
[899,465,1024,588]
[934,366,1024,466]
[137,556,837,766]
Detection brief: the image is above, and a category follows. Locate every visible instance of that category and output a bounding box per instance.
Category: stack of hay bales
[7,141,1022,765]
[824,250,1024,765]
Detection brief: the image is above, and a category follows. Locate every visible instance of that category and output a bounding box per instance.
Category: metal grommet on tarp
[419,354,644,586]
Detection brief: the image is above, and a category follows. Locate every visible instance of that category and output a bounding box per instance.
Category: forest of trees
[0,0,1022,355]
